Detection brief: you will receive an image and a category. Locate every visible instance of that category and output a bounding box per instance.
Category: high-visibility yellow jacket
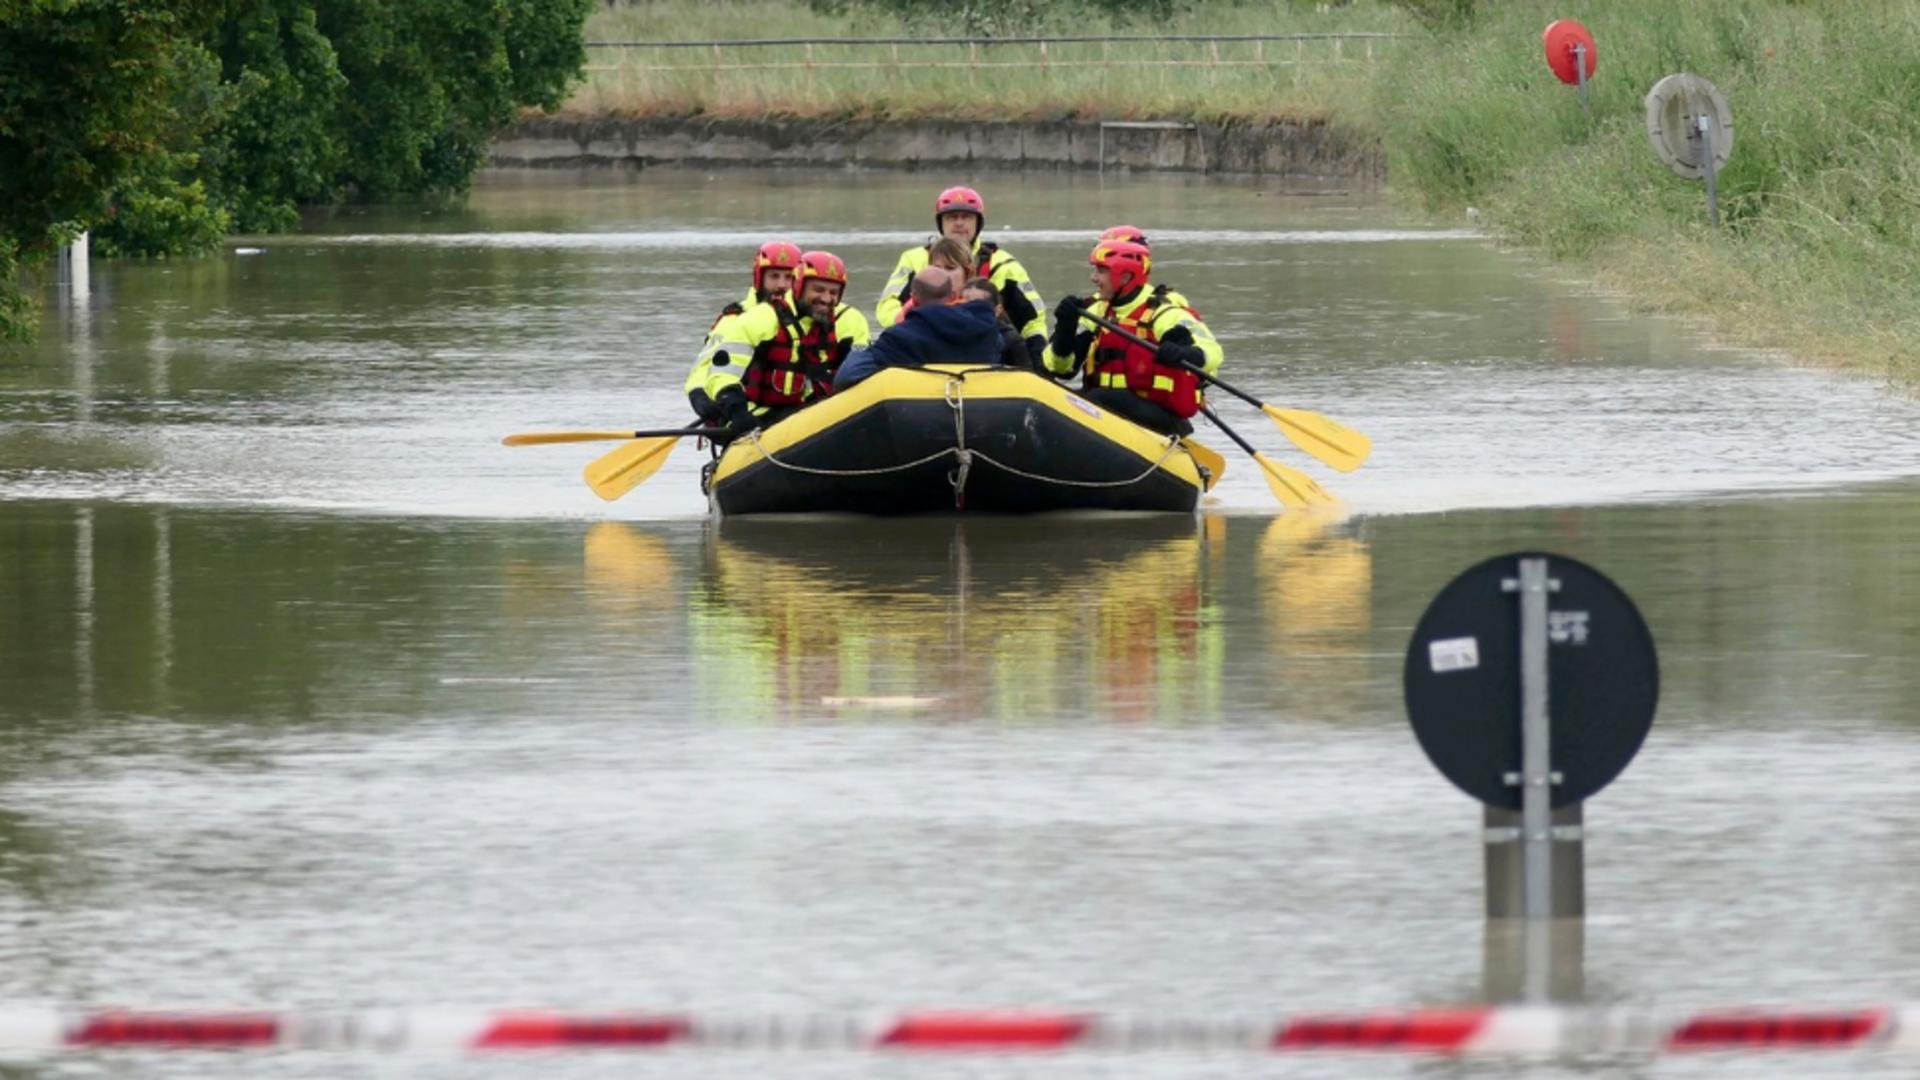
[685,298,873,409]
[876,239,1046,341]
[1045,285,1222,406]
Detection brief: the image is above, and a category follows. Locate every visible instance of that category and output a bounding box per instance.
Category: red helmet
[1090,239,1152,295]
[934,186,986,232]
[752,240,802,292]
[794,250,848,293]
[1099,224,1149,248]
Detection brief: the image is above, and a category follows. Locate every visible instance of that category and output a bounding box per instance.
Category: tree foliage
[1,0,592,342]
[0,1,221,339]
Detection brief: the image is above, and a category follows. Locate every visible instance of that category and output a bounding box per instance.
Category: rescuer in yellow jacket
[686,250,871,439]
[875,186,1047,368]
[686,239,800,433]
[1046,238,1223,437]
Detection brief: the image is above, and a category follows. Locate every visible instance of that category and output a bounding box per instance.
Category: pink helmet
[934,186,986,232]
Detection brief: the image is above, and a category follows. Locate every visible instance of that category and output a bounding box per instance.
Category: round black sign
[1403,552,1658,809]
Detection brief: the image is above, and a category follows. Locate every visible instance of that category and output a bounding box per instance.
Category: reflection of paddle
[583,437,688,502]
[1078,309,1371,472]
[1202,406,1337,511]
[502,425,722,447]
[1179,438,1227,490]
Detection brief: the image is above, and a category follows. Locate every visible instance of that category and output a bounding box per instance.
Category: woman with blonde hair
[893,236,974,323]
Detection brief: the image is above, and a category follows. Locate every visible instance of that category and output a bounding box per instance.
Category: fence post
[969,41,978,89]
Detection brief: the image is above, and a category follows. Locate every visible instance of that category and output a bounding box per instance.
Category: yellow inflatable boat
[707,365,1213,515]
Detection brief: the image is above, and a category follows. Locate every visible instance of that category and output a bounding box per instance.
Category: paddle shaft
[1077,307,1265,411]
[1200,405,1261,459]
[628,426,724,439]
[504,425,725,447]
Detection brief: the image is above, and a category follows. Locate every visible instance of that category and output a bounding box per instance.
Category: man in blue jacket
[834,268,1004,391]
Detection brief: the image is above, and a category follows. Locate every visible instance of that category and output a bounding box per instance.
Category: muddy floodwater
[2,168,1918,1078]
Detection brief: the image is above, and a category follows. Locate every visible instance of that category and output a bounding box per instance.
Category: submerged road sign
[1404,552,1658,810]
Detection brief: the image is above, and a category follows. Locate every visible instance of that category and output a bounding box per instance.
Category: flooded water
[2,169,1919,1078]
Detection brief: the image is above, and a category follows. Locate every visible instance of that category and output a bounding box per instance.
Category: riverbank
[490,114,1381,179]
[519,0,1918,382]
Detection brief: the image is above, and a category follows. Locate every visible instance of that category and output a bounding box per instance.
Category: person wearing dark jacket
[834,269,1003,390]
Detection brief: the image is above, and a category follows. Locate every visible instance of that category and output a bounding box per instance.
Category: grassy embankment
[565,0,1410,123]
[567,0,1920,379]
[1380,0,1920,381]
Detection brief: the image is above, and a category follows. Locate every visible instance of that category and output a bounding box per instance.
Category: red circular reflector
[1542,20,1597,85]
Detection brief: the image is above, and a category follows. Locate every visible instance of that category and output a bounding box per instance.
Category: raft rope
[742,370,1191,507]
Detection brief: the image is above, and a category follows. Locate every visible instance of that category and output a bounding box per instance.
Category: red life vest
[742,304,847,405]
[1090,286,1202,418]
[797,313,846,400]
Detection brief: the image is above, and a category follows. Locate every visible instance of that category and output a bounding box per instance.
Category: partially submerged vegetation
[1378,0,1920,380]
[569,0,1920,380]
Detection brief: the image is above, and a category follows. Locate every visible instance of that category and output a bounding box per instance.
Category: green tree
[2,0,591,343]
[315,0,588,197]
[0,1,222,341]
[204,0,349,232]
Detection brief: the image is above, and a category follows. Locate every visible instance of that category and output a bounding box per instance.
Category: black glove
[1157,342,1205,369]
[713,388,756,443]
[1049,296,1085,357]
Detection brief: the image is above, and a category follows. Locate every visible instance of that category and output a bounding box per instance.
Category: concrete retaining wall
[489,114,1383,180]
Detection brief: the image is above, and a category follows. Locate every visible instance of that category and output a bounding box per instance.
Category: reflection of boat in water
[708,365,1207,516]
[692,515,1221,723]
[577,514,1375,726]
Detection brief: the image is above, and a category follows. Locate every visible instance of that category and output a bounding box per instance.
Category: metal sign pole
[1503,557,1557,919]
[1573,44,1589,112]
[1697,113,1721,226]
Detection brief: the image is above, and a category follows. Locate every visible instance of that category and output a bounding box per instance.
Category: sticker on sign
[1428,636,1480,674]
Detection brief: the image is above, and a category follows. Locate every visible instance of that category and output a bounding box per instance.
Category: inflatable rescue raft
[707,364,1213,515]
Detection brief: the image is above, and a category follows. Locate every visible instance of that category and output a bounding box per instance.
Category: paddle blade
[583,437,680,501]
[1255,453,1338,511]
[504,430,641,447]
[1179,437,1228,490]
[1263,406,1372,472]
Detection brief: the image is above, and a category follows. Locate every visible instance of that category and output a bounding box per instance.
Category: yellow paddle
[1178,437,1227,490]
[583,436,688,502]
[1202,406,1337,511]
[1256,405,1371,474]
[1078,308,1372,472]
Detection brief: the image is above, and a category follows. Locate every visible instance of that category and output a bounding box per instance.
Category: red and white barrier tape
[0,1006,1915,1055]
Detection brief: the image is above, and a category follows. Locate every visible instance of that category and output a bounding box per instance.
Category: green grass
[1374,0,1920,379]
[564,0,1414,123]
